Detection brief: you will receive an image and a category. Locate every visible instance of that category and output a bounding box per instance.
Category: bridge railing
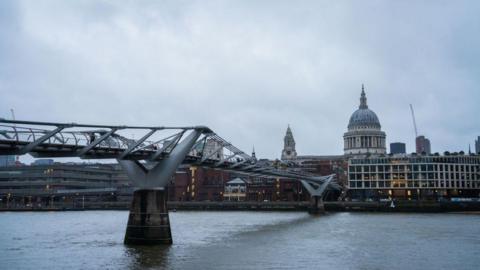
[0,120,248,163]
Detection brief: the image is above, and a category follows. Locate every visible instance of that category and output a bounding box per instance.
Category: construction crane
[410,104,432,155]
[409,104,418,138]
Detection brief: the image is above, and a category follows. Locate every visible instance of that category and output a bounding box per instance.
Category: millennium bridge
[0,119,341,245]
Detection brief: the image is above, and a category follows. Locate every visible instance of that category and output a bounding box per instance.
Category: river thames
[1,211,479,270]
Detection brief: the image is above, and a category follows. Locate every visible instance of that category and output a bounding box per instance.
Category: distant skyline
[1,1,479,162]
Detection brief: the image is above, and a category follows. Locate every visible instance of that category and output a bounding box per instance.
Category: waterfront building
[416,136,431,154]
[172,166,230,202]
[281,125,297,160]
[0,160,312,208]
[347,154,480,200]
[476,136,480,154]
[0,155,15,167]
[223,178,247,201]
[390,142,406,154]
[343,85,386,155]
[0,163,132,208]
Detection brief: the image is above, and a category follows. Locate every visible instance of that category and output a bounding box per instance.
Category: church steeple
[281,125,297,160]
[359,84,368,109]
[284,125,295,148]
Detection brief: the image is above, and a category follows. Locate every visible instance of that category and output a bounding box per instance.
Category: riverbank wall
[1,201,480,212]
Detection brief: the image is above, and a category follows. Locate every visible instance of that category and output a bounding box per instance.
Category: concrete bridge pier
[308,196,325,215]
[124,189,172,244]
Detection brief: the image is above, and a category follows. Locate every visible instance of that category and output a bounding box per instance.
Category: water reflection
[124,245,172,270]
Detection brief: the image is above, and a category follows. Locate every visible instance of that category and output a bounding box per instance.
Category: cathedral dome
[348,108,381,129]
[347,86,381,130]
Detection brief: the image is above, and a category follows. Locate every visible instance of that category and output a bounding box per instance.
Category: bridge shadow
[121,212,335,269]
[227,212,331,240]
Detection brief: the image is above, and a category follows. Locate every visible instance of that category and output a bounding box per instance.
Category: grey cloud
[1,0,479,163]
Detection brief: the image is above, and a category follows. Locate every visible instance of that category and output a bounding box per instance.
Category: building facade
[390,142,406,154]
[348,154,480,200]
[0,155,15,167]
[343,86,386,155]
[0,163,131,208]
[223,178,247,201]
[170,166,230,202]
[416,136,431,154]
[475,136,480,154]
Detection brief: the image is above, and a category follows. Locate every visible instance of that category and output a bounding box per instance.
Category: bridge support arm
[300,175,334,215]
[118,129,203,245]
[20,126,64,154]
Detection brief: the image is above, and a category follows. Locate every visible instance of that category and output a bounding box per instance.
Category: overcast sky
[1,0,479,162]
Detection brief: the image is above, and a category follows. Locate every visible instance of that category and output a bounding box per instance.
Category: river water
[1,211,479,270]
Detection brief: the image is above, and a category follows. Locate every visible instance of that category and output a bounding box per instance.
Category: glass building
[390,142,406,154]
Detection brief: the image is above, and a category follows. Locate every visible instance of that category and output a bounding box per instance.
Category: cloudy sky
[1,0,479,161]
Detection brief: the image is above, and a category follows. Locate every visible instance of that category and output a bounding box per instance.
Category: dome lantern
[359,84,368,109]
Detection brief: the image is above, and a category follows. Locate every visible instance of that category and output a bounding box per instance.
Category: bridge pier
[124,189,172,245]
[308,196,325,215]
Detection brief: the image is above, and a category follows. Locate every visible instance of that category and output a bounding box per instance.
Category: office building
[348,154,480,200]
[390,142,406,154]
[416,136,431,154]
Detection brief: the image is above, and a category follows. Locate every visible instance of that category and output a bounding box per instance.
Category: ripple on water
[1,211,480,270]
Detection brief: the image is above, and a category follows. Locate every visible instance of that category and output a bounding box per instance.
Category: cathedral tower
[281,125,297,160]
